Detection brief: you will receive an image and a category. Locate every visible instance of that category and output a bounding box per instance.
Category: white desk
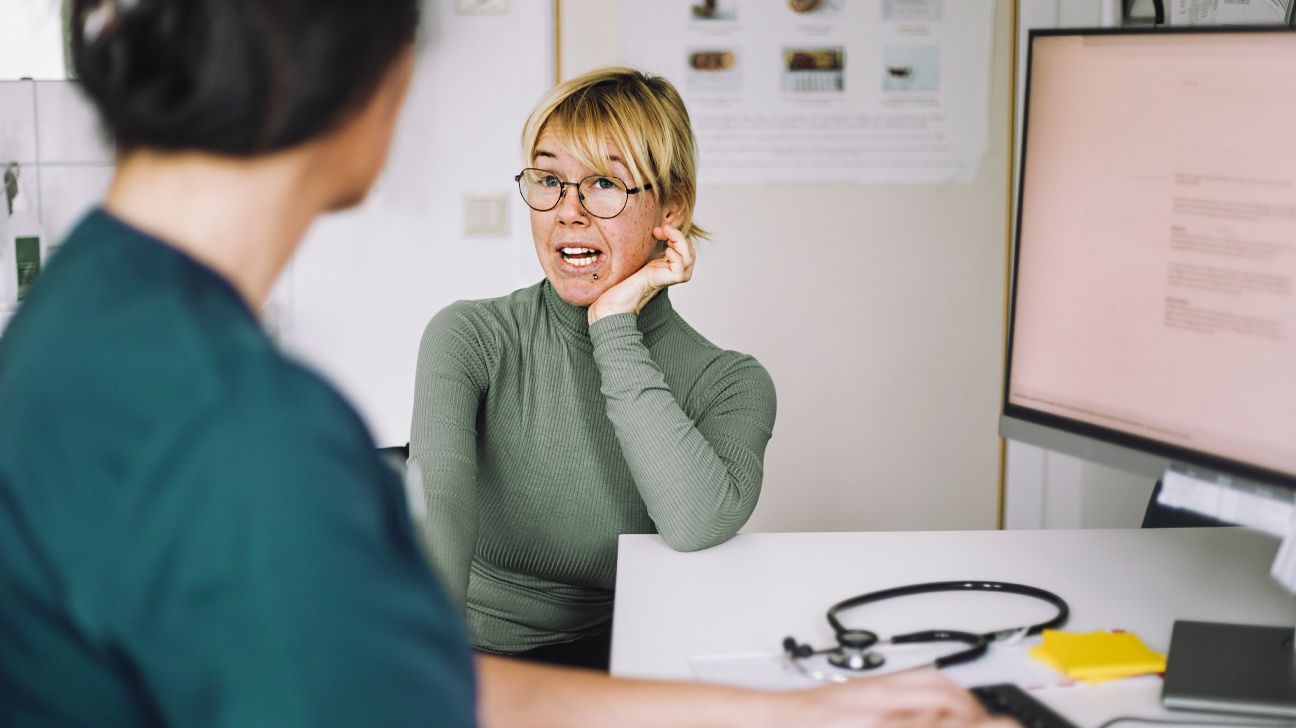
[611,528,1294,726]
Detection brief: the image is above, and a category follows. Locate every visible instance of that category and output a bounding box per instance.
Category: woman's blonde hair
[521,67,709,240]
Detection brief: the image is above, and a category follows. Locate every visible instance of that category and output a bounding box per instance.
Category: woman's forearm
[589,314,774,551]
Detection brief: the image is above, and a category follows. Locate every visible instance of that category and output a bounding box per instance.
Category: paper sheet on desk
[690,639,1075,691]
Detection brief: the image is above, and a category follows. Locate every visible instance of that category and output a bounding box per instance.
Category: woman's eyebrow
[606,155,634,175]
[530,149,629,175]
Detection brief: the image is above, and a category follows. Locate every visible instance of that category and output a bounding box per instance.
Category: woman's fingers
[653,225,694,281]
[663,247,683,270]
[671,226,696,268]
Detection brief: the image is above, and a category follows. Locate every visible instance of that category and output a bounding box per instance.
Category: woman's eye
[540,175,561,187]
[593,177,617,190]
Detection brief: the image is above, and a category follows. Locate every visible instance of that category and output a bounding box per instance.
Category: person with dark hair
[0,1,472,725]
[0,2,1004,727]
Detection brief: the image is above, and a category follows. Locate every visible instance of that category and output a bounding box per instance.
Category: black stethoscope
[782,580,1070,681]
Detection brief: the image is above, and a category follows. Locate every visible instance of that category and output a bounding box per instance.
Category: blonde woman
[409,70,1000,728]
[411,67,775,669]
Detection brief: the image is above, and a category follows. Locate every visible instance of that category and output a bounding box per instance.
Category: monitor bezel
[1002,25,1296,492]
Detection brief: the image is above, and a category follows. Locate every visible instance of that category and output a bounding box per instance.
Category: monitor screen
[1005,28,1296,491]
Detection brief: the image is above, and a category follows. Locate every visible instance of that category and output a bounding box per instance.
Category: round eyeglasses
[515,168,654,219]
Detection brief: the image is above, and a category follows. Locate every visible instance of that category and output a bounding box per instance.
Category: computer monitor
[1002,27,1296,717]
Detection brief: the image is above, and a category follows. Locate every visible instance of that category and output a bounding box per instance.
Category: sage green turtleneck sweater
[410,280,776,653]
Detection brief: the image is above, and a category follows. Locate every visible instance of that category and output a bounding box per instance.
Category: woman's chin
[548,277,604,308]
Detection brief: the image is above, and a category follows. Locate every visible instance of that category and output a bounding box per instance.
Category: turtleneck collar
[541,278,675,348]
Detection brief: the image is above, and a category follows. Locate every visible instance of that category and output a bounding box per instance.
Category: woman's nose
[555,184,588,225]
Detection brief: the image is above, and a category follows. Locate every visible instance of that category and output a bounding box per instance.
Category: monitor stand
[1162,620,1296,717]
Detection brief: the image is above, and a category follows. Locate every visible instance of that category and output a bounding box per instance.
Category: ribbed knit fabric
[410,280,776,652]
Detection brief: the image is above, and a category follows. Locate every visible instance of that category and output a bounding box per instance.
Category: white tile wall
[34,81,114,164]
[0,81,38,165]
[6,167,40,222]
[38,164,113,243]
[0,79,112,242]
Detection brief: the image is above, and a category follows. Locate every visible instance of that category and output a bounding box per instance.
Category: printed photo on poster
[787,0,845,17]
[882,46,939,92]
[691,0,738,21]
[688,49,742,93]
[782,48,845,92]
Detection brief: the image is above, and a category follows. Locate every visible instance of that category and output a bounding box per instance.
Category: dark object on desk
[970,683,1078,728]
[1141,481,1229,529]
[1162,620,1296,718]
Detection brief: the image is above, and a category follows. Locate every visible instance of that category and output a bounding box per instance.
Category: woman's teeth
[561,247,600,267]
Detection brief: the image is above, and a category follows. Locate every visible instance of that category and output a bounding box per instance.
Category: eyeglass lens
[517,168,632,218]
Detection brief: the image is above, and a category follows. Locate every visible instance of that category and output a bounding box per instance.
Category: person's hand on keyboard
[784,668,1016,727]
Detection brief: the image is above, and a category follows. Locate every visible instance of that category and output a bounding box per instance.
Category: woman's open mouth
[560,246,604,269]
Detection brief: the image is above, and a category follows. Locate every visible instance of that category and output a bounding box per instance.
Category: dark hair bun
[71,0,419,155]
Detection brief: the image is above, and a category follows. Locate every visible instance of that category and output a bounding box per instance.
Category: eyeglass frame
[514,167,655,219]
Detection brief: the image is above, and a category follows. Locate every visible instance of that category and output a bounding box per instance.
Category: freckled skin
[529,128,679,308]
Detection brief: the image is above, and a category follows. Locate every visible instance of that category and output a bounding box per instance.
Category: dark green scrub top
[0,210,475,727]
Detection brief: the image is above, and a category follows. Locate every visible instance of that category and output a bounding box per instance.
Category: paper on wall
[620,0,996,186]
[1169,0,1290,25]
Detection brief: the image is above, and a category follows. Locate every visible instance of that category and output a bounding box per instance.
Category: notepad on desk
[1029,630,1166,683]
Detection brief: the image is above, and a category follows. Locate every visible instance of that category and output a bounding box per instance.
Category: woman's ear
[661,194,688,232]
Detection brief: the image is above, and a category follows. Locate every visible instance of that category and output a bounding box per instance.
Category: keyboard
[970,683,1079,728]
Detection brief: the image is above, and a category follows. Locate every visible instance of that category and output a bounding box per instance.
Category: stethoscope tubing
[785,579,1071,682]
[827,580,1070,643]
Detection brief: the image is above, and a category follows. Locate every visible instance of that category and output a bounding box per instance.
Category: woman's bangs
[550,99,652,189]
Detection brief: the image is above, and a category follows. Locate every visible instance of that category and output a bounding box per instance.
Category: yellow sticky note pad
[1028,630,1166,683]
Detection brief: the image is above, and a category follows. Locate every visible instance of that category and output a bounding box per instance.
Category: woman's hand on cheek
[587,225,695,324]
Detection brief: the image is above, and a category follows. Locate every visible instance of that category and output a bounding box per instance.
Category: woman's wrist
[588,287,660,324]
[587,302,628,325]
[587,298,640,324]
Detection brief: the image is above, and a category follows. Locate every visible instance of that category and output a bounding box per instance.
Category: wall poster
[621,0,996,185]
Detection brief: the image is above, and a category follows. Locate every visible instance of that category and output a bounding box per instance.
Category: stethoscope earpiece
[782,636,815,659]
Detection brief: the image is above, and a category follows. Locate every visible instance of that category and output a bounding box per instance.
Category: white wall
[0,0,66,80]
[562,0,1015,533]
[0,1,556,450]
[272,0,554,447]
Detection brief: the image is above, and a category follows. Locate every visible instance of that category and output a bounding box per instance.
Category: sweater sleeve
[409,303,492,614]
[589,313,776,552]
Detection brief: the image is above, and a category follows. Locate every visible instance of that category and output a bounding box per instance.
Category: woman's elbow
[656,513,745,552]
[653,475,760,551]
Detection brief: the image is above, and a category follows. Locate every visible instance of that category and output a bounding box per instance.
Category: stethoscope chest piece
[827,629,885,671]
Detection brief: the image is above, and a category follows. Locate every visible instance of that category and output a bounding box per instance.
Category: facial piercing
[592,273,599,280]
